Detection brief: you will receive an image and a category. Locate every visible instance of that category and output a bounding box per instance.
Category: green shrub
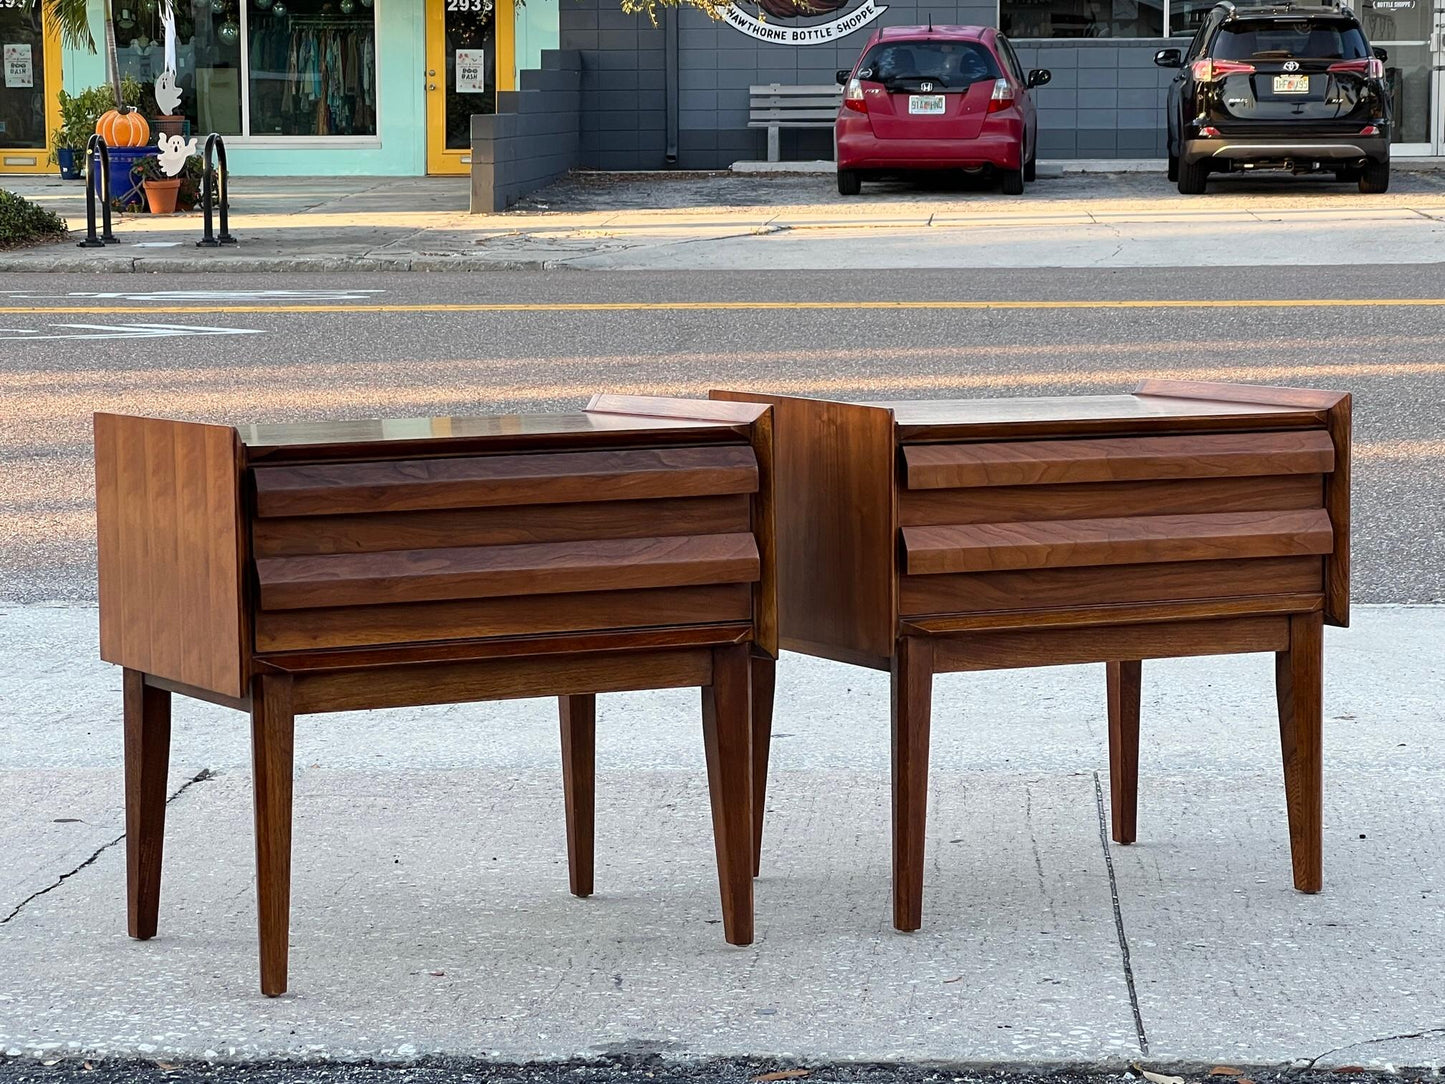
[0,189,68,248]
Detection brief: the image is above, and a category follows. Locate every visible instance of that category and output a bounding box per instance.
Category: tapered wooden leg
[558,694,596,898]
[1107,660,1142,846]
[749,653,776,878]
[891,637,933,933]
[1276,611,1324,893]
[124,669,171,941]
[251,673,295,997]
[701,643,754,945]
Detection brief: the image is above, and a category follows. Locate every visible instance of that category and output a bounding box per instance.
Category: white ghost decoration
[155,68,182,116]
[156,132,198,177]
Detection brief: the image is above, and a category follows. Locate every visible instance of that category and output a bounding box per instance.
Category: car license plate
[1273,74,1310,93]
[908,94,946,115]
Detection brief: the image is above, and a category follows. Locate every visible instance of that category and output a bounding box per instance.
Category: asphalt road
[1,266,1441,605]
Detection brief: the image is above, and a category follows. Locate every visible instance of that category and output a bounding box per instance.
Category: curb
[0,254,572,273]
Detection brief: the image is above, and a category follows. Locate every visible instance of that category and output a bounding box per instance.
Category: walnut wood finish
[749,653,776,877]
[1107,660,1141,846]
[96,414,247,698]
[718,380,1348,931]
[255,533,761,611]
[711,391,896,667]
[559,694,596,898]
[903,431,1334,489]
[96,398,776,996]
[124,668,171,940]
[252,446,758,518]
[1277,611,1324,892]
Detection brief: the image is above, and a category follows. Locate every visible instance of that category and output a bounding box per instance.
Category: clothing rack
[267,15,375,26]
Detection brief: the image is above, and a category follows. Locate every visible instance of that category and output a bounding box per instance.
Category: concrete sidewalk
[2,603,1442,1068]
[6,168,1445,272]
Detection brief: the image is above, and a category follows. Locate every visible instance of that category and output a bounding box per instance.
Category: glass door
[425,0,506,175]
[0,0,61,173]
[1361,0,1434,155]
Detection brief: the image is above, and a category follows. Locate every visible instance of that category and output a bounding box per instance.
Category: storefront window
[0,0,47,148]
[113,0,375,137]
[1000,0,1163,38]
[248,0,376,136]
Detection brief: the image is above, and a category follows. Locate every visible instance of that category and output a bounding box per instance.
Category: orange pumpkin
[96,109,151,148]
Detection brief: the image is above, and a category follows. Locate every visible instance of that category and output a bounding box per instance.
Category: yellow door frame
[1,6,63,174]
[425,0,513,175]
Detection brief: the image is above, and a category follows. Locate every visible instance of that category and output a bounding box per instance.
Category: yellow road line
[2,297,1445,315]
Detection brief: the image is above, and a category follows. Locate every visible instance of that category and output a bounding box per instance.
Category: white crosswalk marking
[0,323,265,341]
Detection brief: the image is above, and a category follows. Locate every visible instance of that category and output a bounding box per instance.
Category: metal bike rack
[196,133,237,247]
[77,134,116,248]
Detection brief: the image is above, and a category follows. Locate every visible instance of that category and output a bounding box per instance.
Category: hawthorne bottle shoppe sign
[721,0,887,43]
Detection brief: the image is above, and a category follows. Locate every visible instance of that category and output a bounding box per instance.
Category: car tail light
[1191,58,1256,81]
[1359,124,1380,135]
[844,77,867,113]
[1198,125,1221,137]
[987,77,1015,113]
[1329,57,1385,78]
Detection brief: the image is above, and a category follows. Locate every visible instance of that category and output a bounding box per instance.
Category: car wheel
[1024,155,1036,183]
[1167,153,1179,182]
[1176,156,1207,195]
[1001,166,1025,195]
[837,169,862,196]
[1358,158,1390,194]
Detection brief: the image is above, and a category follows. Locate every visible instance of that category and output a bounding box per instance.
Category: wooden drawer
[897,430,1335,622]
[249,442,763,652]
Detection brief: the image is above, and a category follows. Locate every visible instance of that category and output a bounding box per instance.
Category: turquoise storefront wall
[60,0,427,175]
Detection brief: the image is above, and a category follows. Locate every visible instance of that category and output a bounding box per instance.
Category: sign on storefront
[456,48,486,92]
[721,0,887,45]
[3,43,33,88]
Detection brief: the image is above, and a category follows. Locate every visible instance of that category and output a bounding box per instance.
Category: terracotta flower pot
[144,177,182,215]
[153,114,186,139]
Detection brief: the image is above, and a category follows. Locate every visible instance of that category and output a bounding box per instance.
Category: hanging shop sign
[3,43,33,88]
[721,0,887,45]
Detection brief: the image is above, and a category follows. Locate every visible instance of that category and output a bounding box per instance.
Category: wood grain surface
[899,474,1323,526]
[712,391,897,661]
[899,555,1323,615]
[903,431,1335,490]
[903,509,1334,575]
[252,495,752,557]
[95,413,248,698]
[252,445,758,517]
[254,584,754,652]
[255,533,760,611]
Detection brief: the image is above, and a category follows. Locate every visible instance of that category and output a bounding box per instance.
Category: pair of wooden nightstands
[95,380,1349,994]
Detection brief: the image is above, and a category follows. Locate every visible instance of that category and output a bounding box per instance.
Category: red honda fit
[834,26,1051,196]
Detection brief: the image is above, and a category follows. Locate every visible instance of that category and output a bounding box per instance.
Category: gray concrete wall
[469,50,583,213]
[1016,40,1173,159]
[555,0,1176,168]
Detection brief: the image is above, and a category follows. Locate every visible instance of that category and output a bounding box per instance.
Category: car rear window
[857,41,1001,88]
[1212,19,1369,60]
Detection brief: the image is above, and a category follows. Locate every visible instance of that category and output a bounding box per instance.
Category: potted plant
[133,154,182,215]
[176,154,211,213]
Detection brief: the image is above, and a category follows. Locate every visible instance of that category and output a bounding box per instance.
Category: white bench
[748,83,843,163]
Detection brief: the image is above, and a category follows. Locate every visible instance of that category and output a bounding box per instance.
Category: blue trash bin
[92,145,152,211]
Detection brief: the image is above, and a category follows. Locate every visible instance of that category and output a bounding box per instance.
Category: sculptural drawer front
[896,430,1336,623]
[249,444,763,653]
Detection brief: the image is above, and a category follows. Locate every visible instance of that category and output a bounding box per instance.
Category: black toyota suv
[1155,1,1391,194]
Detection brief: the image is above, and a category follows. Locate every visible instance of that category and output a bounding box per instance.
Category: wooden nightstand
[716,380,1348,930]
[95,394,775,995]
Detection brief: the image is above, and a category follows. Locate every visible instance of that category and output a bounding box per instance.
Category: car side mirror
[836,69,852,85]
[1373,46,1388,61]
[1154,48,1183,68]
[1026,68,1052,88]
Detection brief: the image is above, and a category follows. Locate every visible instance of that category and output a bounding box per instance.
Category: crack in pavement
[1093,770,1149,1055]
[1302,1026,1445,1070]
[0,768,216,925]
